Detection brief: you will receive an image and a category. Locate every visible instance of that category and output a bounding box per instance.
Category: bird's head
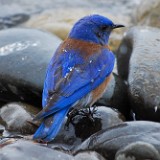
[69,14,124,46]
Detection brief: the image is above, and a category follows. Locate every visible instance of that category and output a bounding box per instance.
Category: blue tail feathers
[33,107,70,142]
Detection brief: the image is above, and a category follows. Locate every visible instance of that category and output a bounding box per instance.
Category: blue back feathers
[33,14,118,142]
[37,39,115,119]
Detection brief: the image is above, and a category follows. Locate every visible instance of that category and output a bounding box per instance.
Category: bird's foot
[89,105,98,117]
[78,105,97,122]
[65,106,98,128]
[65,108,79,129]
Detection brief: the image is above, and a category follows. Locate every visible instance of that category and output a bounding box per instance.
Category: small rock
[0,28,61,106]
[0,14,30,30]
[115,141,160,160]
[0,102,39,134]
[0,140,73,160]
[117,27,160,121]
[74,121,160,160]
[74,151,106,160]
[48,106,124,150]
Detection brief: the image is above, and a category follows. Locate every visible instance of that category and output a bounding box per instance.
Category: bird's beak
[112,24,125,29]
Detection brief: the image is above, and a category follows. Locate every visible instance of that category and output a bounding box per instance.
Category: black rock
[48,106,124,150]
[74,121,160,160]
[0,28,62,106]
[0,102,39,134]
[0,14,30,30]
[117,27,160,121]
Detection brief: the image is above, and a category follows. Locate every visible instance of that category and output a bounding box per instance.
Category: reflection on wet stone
[0,41,40,56]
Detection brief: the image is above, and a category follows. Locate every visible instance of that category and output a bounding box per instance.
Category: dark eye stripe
[101,25,109,31]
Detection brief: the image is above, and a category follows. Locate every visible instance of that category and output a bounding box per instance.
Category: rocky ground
[0,0,160,160]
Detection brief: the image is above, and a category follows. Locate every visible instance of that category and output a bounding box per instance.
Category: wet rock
[96,73,130,120]
[0,14,30,30]
[117,27,160,121]
[74,151,105,160]
[48,106,124,150]
[74,121,160,160]
[136,0,160,28]
[0,102,39,134]
[0,139,106,160]
[115,141,160,160]
[0,138,18,148]
[0,28,61,106]
[0,140,73,160]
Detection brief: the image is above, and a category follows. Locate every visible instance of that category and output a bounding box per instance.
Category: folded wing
[34,46,115,120]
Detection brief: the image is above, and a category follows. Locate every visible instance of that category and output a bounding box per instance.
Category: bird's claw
[78,105,97,121]
[65,106,98,127]
[65,108,79,129]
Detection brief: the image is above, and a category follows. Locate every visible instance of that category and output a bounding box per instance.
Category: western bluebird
[33,14,124,142]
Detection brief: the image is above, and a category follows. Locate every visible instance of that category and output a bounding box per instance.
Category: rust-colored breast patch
[91,74,112,105]
[58,38,110,59]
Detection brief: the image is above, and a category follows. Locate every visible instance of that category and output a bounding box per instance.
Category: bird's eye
[100,25,109,31]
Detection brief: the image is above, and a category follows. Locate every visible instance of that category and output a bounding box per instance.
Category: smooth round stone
[0,102,39,134]
[74,151,105,160]
[74,121,160,160]
[0,28,61,105]
[96,73,130,120]
[0,140,73,160]
[48,106,124,150]
[115,141,160,160]
[0,14,30,30]
[0,139,105,160]
[117,27,160,121]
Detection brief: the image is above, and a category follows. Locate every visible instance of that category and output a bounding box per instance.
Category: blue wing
[35,47,115,120]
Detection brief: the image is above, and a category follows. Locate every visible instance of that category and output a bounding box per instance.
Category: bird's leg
[87,105,97,122]
[65,105,98,128]
[90,105,98,116]
[65,108,79,129]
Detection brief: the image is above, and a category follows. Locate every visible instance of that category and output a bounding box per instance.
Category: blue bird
[33,14,124,142]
